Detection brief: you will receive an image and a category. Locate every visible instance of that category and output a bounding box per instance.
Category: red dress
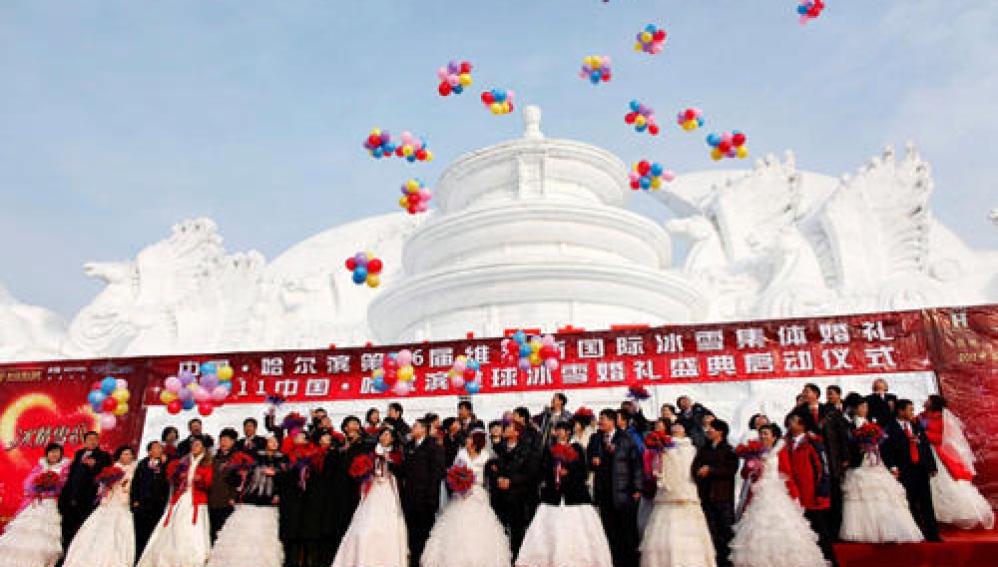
[920,411,974,481]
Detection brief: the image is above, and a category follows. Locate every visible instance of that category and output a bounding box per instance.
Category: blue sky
[1,1,995,319]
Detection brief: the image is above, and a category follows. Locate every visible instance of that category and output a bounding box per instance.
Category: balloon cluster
[624,100,659,136]
[345,252,383,288]
[580,55,612,85]
[481,89,515,115]
[676,107,705,131]
[634,24,667,54]
[448,355,483,395]
[706,131,748,160]
[502,331,560,372]
[161,363,234,417]
[437,60,473,97]
[87,377,131,431]
[363,129,433,162]
[371,349,416,396]
[629,160,676,191]
[399,179,432,215]
[797,0,826,24]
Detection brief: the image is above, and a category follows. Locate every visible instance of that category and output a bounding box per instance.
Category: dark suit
[821,404,852,538]
[692,440,738,567]
[58,446,111,550]
[539,442,590,505]
[488,438,540,558]
[400,437,446,567]
[131,456,170,556]
[882,419,940,541]
[587,429,642,567]
[235,435,267,454]
[678,403,712,448]
[865,392,897,426]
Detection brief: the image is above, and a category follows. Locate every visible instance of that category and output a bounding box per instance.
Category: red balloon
[653,30,666,41]
[630,180,640,190]
[684,109,696,121]
[438,82,452,96]
[167,400,183,415]
[507,102,514,112]
[368,258,383,274]
[717,140,732,153]
[345,257,357,271]
[637,161,651,175]
[385,358,398,370]
[732,132,747,146]
[198,402,213,417]
[624,112,637,124]
[481,91,494,104]
[460,61,472,74]
[415,149,427,161]
[101,397,118,412]
[367,134,380,147]
[463,368,477,381]
[648,124,660,135]
[601,73,611,82]
[395,147,404,157]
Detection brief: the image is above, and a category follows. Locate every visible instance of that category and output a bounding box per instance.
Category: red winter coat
[920,411,974,481]
[164,457,214,525]
[781,435,829,511]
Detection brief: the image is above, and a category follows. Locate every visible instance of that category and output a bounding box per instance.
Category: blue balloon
[697,117,705,127]
[388,352,398,359]
[465,382,481,395]
[352,267,368,284]
[372,147,384,158]
[467,360,480,371]
[407,154,416,162]
[221,380,233,390]
[513,331,527,343]
[88,389,106,407]
[519,344,532,357]
[182,398,196,411]
[650,163,664,176]
[590,71,601,84]
[373,376,386,391]
[629,100,641,112]
[385,143,396,153]
[706,133,721,147]
[453,85,463,94]
[200,362,217,376]
[100,377,117,395]
[639,176,652,189]
[495,90,506,103]
[797,4,809,15]
[645,24,656,33]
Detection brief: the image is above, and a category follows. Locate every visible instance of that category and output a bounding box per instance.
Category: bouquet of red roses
[226,452,256,474]
[550,443,579,463]
[166,458,190,489]
[348,454,375,483]
[627,384,651,401]
[853,422,885,448]
[644,431,676,452]
[446,463,475,496]
[30,471,61,498]
[735,440,766,460]
[95,465,125,487]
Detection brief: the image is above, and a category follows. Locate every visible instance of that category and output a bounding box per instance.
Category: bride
[0,443,70,567]
[422,429,511,567]
[729,424,828,567]
[332,426,408,567]
[63,446,137,567]
[919,395,995,530]
[640,422,715,567]
[839,399,923,543]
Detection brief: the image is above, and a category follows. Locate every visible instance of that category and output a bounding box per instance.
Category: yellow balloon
[188,382,199,391]
[113,402,128,417]
[402,145,414,157]
[591,57,601,70]
[406,180,419,192]
[366,251,375,260]
[160,390,178,404]
[530,340,542,352]
[459,73,472,87]
[112,389,130,403]
[366,274,381,288]
[634,42,642,52]
[651,176,662,190]
[583,56,593,67]
[711,148,724,161]
[398,366,414,382]
[528,353,542,365]
[399,196,410,208]
[736,145,749,159]
[371,128,381,137]
[425,151,434,162]
[491,102,502,114]
[217,365,233,380]
[635,115,646,127]
[641,31,653,43]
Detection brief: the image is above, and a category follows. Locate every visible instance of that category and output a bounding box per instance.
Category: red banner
[142,311,929,405]
[924,306,998,507]
[0,359,148,529]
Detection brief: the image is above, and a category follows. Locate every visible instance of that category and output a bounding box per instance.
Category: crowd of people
[0,379,993,567]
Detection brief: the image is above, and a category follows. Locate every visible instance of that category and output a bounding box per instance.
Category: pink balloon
[164,376,182,394]
[401,131,414,144]
[629,171,640,182]
[419,188,432,200]
[662,170,677,182]
[194,387,211,403]
[211,385,229,402]
[447,74,460,87]
[506,90,515,100]
[450,376,466,389]
[416,202,428,213]
[518,358,532,371]
[452,359,466,372]
[542,334,556,346]
[115,378,128,391]
[437,67,449,80]
[544,358,560,371]
[396,349,413,367]
[100,413,117,431]
[721,132,733,143]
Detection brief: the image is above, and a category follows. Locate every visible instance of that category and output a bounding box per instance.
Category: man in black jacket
[882,399,940,541]
[676,395,713,448]
[131,440,170,557]
[58,430,112,551]
[400,418,446,567]
[864,378,897,426]
[692,419,738,567]
[489,420,540,558]
[587,409,642,567]
[235,417,267,453]
[384,402,411,440]
[823,385,852,538]
[177,417,215,456]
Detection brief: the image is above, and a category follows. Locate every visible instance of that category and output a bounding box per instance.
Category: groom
[588,408,642,567]
[882,399,941,541]
[401,418,446,567]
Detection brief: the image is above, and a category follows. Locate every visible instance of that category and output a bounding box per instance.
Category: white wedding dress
[422,448,511,567]
[0,458,69,567]
[138,453,212,567]
[332,444,409,567]
[640,437,715,567]
[206,461,284,567]
[729,441,827,567]
[928,409,995,530]
[839,417,923,543]
[63,462,136,567]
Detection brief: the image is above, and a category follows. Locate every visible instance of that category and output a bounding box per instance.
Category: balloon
[178,387,194,402]
[99,413,117,431]
[450,376,465,389]
[182,398,196,411]
[398,365,414,382]
[636,24,667,54]
[217,365,234,381]
[198,402,213,417]
[397,179,431,215]
[545,358,560,371]
[626,100,659,136]
[463,368,477,381]
[112,402,128,417]
[115,378,128,391]
[465,381,481,395]
[112,388,130,403]
[194,387,211,403]
[676,107,704,131]
[481,88,514,115]
[88,389,107,408]
[200,362,217,376]
[167,399,183,415]
[100,377,117,395]
[580,55,611,84]
[396,349,413,366]
[177,370,195,386]
[706,130,748,160]
[101,397,118,412]
[160,390,178,404]
[629,160,675,192]
[364,128,430,161]
[438,60,473,96]
[347,252,383,287]
[797,0,825,23]
[518,358,532,371]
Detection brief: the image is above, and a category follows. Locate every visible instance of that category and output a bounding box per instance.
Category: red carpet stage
[835,528,998,567]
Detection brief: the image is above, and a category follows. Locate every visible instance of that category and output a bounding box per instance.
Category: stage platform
[835,528,997,567]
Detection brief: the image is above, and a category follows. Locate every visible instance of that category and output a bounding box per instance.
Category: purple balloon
[380,130,390,142]
[178,387,194,402]
[200,374,219,390]
[179,370,196,386]
[354,252,368,267]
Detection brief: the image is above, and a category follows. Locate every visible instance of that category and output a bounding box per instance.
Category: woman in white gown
[919,395,995,530]
[63,446,137,567]
[517,421,612,567]
[640,422,715,567]
[138,438,214,567]
[332,426,408,567]
[729,424,828,567]
[206,436,286,567]
[0,443,70,567]
[839,399,924,543]
[422,429,511,567]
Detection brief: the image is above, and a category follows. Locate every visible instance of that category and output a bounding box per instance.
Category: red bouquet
[30,471,61,498]
[446,463,475,496]
[96,465,125,487]
[573,407,595,420]
[644,431,676,452]
[627,384,651,401]
[853,422,885,447]
[736,440,766,460]
[348,454,375,482]
[226,452,256,474]
[550,443,579,463]
[166,458,190,488]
